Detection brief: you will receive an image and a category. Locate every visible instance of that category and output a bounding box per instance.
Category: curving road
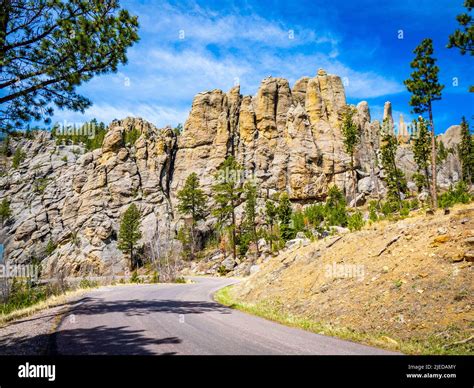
[51,277,397,355]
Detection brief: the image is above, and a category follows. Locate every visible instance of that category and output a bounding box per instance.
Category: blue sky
[53,0,473,134]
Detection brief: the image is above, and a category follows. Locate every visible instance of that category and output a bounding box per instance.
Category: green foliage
[0,1,140,131]
[458,117,474,183]
[79,278,99,289]
[447,0,473,61]
[12,147,26,168]
[277,192,294,241]
[33,177,50,194]
[436,138,448,164]
[1,279,49,315]
[380,200,400,217]
[176,226,192,260]
[130,270,141,284]
[404,38,444,115]
[217,265,229,276]
[240,182,259,256]
[368,201,378,222]
[51,120,108,151]
[404,38,443,207]
[265,199,278,228]
[0,198,12,224]
[174,277,186,284]
[447,0,473,91]
[173,123,183,136]
[303,203,325,226]
[413,172,427,193]
[412,117,432,193]
[118,203,142,269]
[347,211,365,231]
[380,126,407,206]
[176,172,206,258]
[264,198,279,249]
[150,271,159,283]
[124,128,141,145]
[45,239,57,256]
[238,231,252,257]
[212,156,243,260]
[61,155,68,163]
[291,211,306,233]
[1,135,10,156]
[177,173,207,223]
[409,198,420,210]
[324,186,348,227]
[438,181,472,209]
[400,201,411,217]
[341,106,360,167]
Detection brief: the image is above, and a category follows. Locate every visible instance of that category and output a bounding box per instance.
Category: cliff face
[173,69,380,203]
[0,70,463,277]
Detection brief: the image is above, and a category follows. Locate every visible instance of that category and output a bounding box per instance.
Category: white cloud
[135,2,338,49]
[51,1,404,127]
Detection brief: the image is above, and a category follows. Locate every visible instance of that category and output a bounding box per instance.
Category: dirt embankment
[231,204,474,354]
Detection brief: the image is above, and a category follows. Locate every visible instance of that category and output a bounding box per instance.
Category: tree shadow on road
[69,297,233,317]
[0,325,181,355]
[50,325,181,355]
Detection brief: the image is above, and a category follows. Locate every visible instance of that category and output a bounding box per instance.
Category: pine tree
[242,182,259,256]
[412,117,432,195]
[0,198,12,225]
[458,116,474,183]
[118,203,142,269]
[404,38,444,208]
[0,1,139,131]
[45,239,57,256]
[380,120,407,208]
[177,172,207,259]
[341,105,360,201]
[265,198,278,250]
[447,0,473,90]
[324,185,348,227]
[277,192,294,242]
[212,156,243,261]
[0,134,10,156]
[11,146,25,168]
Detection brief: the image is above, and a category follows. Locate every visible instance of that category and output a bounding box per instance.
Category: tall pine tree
[412,117,432,195]
[177,172,207,259]
[118,203,142,270]
[380,119,407,208]
[212,156,243,261]
[277,192,294,242]
[459,116,474,184]
[341,105,360,202]
[404,38,444,208]
[242,182,259,256]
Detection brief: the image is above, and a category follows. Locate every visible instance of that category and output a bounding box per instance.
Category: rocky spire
[383,101,394,134]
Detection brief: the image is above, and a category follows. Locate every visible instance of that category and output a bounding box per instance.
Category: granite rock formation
[0,70,464,276]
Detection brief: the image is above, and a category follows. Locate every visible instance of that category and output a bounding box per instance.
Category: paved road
[52,277,397,355]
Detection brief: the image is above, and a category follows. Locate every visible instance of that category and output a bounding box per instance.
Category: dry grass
[0,287,91,327]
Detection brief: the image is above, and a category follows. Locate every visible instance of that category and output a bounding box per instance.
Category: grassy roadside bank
[214,285,473,355]
[0,287,92,327]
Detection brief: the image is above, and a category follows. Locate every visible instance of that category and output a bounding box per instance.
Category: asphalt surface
[52,277,397,355]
